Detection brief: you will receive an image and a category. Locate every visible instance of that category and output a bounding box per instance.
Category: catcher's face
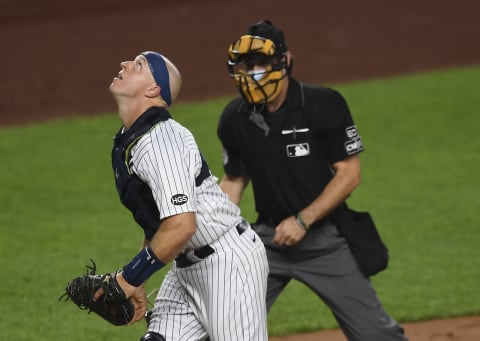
[110,55,157,98]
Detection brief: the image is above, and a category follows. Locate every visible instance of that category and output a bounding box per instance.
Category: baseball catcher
[59,49,269,340]
[59,260,135,326]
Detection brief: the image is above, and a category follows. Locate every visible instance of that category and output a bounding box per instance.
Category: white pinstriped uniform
[130,119,269,341]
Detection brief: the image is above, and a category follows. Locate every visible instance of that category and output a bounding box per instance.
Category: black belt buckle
[236,219,248,235]
[176,220,248,268]
[176,245,215,268]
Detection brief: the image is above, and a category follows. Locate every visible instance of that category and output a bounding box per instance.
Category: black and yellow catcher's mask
[227,35,289,105]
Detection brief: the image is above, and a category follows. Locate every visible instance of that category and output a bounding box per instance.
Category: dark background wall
[1,0,479,125]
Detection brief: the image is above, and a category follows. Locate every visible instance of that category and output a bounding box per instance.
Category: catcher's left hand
[59,260,135,326]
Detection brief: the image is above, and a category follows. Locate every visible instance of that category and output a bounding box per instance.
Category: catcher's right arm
[59,260,135,326]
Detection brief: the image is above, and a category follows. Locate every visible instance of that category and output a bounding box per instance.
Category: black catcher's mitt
[59,260,134,326]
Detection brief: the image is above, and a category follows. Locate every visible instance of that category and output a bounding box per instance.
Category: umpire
[217,20,409,341]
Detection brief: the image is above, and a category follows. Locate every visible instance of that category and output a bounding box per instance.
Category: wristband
[122,245,165,287]
[295,212,310,231]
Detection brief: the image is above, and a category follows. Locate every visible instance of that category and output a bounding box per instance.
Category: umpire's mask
[227,20,291,105]
[227,34,289,105]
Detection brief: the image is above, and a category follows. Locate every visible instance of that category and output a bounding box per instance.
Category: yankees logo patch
[171,194,188,205]
[286,143,310,157]
[344,125,364,155]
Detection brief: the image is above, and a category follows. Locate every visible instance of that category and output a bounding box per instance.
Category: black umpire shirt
[217,78,364,228]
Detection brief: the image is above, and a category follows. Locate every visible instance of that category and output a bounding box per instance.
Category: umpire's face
[110,54,158,100]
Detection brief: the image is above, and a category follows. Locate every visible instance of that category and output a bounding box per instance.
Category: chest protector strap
[111,107,170,240]
[111,107,212,240]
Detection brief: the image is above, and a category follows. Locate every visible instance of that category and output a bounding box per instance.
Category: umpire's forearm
[219,174,249,205]
[301,155,361,226]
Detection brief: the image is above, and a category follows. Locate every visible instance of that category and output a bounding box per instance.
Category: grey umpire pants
[252,222,409,341]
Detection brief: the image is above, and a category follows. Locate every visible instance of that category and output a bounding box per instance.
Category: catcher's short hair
[141,51,172,107]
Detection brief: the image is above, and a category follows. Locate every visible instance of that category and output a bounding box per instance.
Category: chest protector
[111,107,170,240]
[111,107,212,240]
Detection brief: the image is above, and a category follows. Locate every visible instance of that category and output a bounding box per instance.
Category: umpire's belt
[175,220,248,268]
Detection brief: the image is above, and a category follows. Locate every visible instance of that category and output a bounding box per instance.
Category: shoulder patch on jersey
[345,125,358,139]
[222,147,229,166]
[171,194,188,205]
[345,138,363,155]
[344,125,364,155]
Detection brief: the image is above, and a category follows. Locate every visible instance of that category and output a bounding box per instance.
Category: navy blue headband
[141,51,172,106]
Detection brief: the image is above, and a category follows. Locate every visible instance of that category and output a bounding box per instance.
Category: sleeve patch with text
[344,125,364,155]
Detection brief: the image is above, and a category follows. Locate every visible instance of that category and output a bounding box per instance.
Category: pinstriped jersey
[114,106,242,250]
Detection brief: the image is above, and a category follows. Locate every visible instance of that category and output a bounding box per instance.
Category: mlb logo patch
[286,143,310,157]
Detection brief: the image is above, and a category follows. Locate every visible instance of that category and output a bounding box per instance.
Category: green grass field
[1,65,479,339]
